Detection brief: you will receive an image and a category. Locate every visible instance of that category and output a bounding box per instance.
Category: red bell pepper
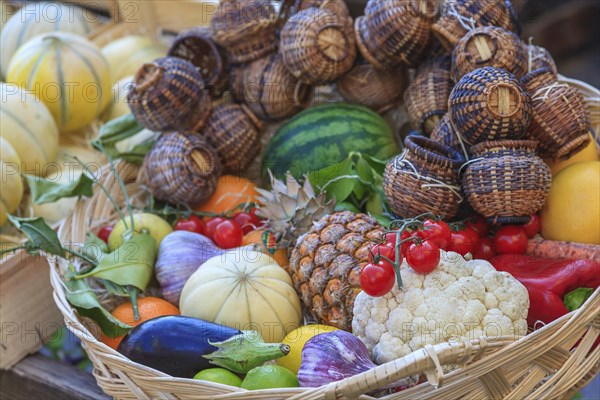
[490,255,600,327]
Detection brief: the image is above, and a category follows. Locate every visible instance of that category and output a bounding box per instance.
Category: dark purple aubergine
[116,315,289,378]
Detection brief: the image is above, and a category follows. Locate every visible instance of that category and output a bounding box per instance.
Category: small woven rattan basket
[47,78,600,399]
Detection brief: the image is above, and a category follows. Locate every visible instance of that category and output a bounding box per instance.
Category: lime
[193,368,242,387]
[277,324,338,374]
[240,365,299,390]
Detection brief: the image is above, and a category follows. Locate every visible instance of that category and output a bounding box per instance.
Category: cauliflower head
[352,251,529,364]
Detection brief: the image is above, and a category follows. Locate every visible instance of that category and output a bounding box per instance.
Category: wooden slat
[0,251,63,369]
[0,355,110,400]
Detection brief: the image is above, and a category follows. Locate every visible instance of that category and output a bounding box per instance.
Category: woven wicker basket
[449,66,532,144]
[140,132,222,207]
[200,103,263,173]
[521,68,591,161]
[527,44,558,77]
[47,165,600,398]
[127,57,212,133]
[405,57,454,134]
[432,0,520,52]
[384,136,465,220]
[462,140,552,224]
[355,0,439,69]
[451,26,528,82]
[279,6,356,85]
[167,27,229,96]
[336,63,408,113]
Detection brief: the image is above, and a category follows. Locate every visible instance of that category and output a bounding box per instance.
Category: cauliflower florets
[352,251,529,365]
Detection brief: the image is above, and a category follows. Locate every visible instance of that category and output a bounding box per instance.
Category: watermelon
[262,103,400,180]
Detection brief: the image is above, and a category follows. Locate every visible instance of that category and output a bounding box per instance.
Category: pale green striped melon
[0,2,100,79]
[7,32,111,132]
[0,83,59,176]
[0,137,24,226]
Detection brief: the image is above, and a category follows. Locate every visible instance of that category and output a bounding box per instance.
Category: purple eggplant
[117,316,289,378]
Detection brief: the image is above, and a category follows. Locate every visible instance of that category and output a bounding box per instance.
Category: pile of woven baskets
[44,0,599,399]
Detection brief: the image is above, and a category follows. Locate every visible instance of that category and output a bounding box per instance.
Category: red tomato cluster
[359,213,541,298]
[174,211,261,250]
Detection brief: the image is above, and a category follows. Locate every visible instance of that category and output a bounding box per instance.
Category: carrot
[526,236,600,262]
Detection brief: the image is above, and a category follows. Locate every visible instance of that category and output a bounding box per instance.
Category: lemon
[540,161,600,245]
[545,132,599,176]
[240,365,299,390]
[276,324,338,374]
[193,368,242,387]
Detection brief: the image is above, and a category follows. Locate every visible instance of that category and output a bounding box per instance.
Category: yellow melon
[7,32,111,132]
[0,138,24,226]
[102,75,134,122]
[102,36,166,83]
[0,83,59,176]
[0,2,100,79]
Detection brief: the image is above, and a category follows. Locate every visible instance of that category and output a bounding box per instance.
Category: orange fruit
[100,297,180,350]
[243,229,289,268]
[196,175,258,214]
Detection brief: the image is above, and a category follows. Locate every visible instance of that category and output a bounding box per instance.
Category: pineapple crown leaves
[255,171,335,248]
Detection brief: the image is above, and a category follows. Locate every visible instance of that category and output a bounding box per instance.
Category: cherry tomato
[384,232,397,247]
[368,243,396,264]
[233,212,261,234]
[521,214,541,238]
[472,237,496,261]
[174,215,205,235]
[465,214,489,238]
[417,219,451,250]
[465,226,481,250]
[360,261,396,297]
[213,220,243,249]
[405,240,440,274]
[494,225,528,254]
[97,225,113,243]
[205,217,227,240]
[447,229,474,256]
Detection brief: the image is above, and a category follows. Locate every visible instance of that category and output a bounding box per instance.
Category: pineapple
[257,172,385,331]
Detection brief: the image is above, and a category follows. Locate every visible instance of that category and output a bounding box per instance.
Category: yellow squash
[0,138,24,226]
[0,2,100,79]
[0,83,59,175]
[7,32,111,133]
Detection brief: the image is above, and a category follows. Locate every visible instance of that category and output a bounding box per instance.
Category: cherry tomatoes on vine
[494,225,528,254]
[360,261,396,297]
[97,225,113,243]
[233,212,261,234]
[205,217,227,240]
[405,240,440,274]
[174,215,205,235]
[417,219,451,250]
[521,214,541,238]
[213,220,243,249]
[368,243,396,264]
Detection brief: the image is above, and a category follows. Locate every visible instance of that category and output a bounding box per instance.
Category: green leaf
[83,232,108,263]
[308,157,355,203]
[119,140,156,165]
[564,287,594,312]
[335,202,361,213]
[7,216,64,257]
[78,234,156,291]
[25,173,94,205]
[65,266,131,338]
[102,280,131,297]
[363,154,388,176]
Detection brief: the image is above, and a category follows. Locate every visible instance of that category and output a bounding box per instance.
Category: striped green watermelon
[262,103,400,180]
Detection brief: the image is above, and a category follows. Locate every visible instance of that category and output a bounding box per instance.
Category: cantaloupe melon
[0,138,24,226]
[0,2,100,79]
[7,32,111,132]
[0,83,59,176]
[102,36,166,83]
